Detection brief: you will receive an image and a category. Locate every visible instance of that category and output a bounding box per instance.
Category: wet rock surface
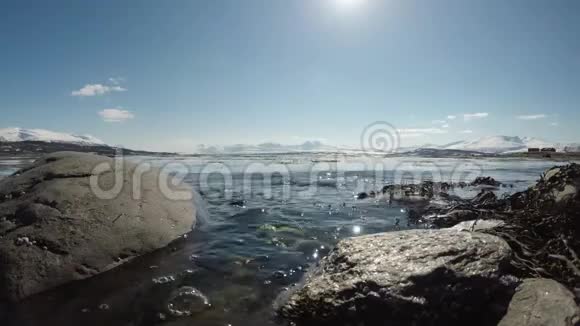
[483,164,580,291]
[471,176,502,187]
[276,229,515,325]
[278,163,580,325]
[0,152,196,301]
[410,164,580,292]
[498,278,580,326]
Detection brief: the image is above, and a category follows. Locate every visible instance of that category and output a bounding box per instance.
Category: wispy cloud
[98,108,135,122]
[108,77,125,85]
[72,78,127,97]
[431,119,447,125]
[550,122,559,127]
[72,84,126,97]
[442,124,449,128]
[447,115,457,120]
[460,129,473,134]
[516,114,547,120]
[463,112,489,121]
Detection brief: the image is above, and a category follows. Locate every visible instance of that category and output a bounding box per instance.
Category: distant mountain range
[1,128,578,156]
[196,135,580,155]
[0,128,105,146]
[196,141,338,154]
[0,128,172,156]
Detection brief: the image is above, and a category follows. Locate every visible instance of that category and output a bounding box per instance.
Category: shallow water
[0,153,576,326]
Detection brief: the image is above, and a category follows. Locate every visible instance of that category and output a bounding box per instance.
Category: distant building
[541,147,556,152]
[528,148,540,152]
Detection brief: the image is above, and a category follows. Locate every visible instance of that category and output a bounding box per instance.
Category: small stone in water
[98,303,110,310]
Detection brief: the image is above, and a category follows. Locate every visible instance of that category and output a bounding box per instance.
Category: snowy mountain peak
[0,128,105,146]
[442,135,557,154]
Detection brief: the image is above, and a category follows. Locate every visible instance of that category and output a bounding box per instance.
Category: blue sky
[1,0,579,151]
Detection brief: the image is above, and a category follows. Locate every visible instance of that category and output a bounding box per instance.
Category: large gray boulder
[277,229,516,325]
[0,152,196,301]
[498,278,580,326]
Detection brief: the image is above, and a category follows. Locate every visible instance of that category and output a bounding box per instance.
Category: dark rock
[498,278,580,326]
[471,176,501,187]
[480,164,580,291]
[381,185,393,194]
[471,189,498,208]
[229,200,247,207]
[277,229,515,325]
[508,192,527,210]
[524,164,580,211]
[0,152,197,302]
[356,192,368,200]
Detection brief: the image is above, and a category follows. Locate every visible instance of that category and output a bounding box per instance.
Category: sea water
[0,153,574,326]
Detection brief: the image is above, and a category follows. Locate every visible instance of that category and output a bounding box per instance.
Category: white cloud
[431,119,447,125]
[98,108,135,122]
[463,112,489,121]
[72,84,127,97]
[447,115,457,120]
[517,114,547,120]
[550,122,559,126]
[442,124,449,128]
[460,129,473,134]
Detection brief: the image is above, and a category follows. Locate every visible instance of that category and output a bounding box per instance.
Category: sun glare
[334,0,367,11]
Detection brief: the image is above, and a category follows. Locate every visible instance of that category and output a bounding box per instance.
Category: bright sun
[334,0,367,11]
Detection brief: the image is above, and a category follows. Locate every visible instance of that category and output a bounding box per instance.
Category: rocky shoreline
[0,153,578,325]
[277,164,580,325]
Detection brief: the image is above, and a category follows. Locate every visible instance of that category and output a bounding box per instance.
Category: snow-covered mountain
[438,136,562,154]
[0,128,105,146]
